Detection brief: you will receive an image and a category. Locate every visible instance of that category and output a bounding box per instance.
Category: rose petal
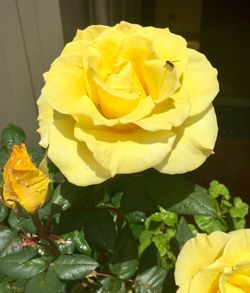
[182,48,219,116]
[142,59,180,102]
[188,262,224,293]
[73,25,108,42]
[42,55,85,115]
[220,282,245,293]
[93,74,142,118]
[144,26,187,78]
[74,124,176,177]
[156,105,218,174]
[229,273,250,291]
[174,232,229,287]
[48,115,110,186]
[37,94,54,148]
[75,94,155,127]
[222,229,250,265]
[135,90,190,131]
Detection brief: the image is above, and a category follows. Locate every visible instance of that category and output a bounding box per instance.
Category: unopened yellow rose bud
[2,144,50,213]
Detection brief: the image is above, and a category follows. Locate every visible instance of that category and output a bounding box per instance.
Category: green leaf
[119,175,157,214]
[73,230,92,256]
[0,251,46,279]
[109,225,138,279]
[100,278,126,293]
[139,230,152,256]
[11,279,28,292]
[134,266,167,293]
[194,214,228,234]
[57,233,75,255]
[25,270,61,293]
[27,147,44,166]
[53,184,74,211]
[232,218,246,229]
[52,254,98,280]
[145,208,177,229]
[175,217,193,250]
[146,172,195,209]
[138,243,160,273]
[0,282,12,293]
[126,211,146,239]
[0,201,8,222]
[8,212,36,234]
[1,124,26,151]
[84,208,117,253]
[209,180,230,200]
[152,230,176,268]
[54,207,86,235]
[169,185,217,217]
[0,147,8,168]
[230,197,249,218]
[0,228,22,257]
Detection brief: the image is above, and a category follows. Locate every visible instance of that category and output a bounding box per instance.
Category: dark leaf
[0,251,46,279]
[146,172,195,209]
[12,279,28,292]
[162,267,178,293]
[25,270,61,293]
[134,266,168,293]
[0,228,22,257]
[27,147,44,165]
[109,225,138,279]
[120,175,157,214]
[52,254,98,280]
[169,185,217,217]
[84,208,116,253]
[8,212,36,234]
[57,233,75,255]
[0,147,8,168]
[138,243,160,273]
[73,230,92,256]
[1,124,26,151]
[0,201,8,222]
[175,217,193,250]
[100,278,126,293]
[54,207,86,235]
[0,282,12,293]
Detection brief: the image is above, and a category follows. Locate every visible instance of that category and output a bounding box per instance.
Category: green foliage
[175,217,193,250]
[0,251,46,279]
[1,124,26,152]
[25,271,61,293]
[133,267,168,293]
[52,255,99,280]
[0,124,249,292]
[109,225,138,279]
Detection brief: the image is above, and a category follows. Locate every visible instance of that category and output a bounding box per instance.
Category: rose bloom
[2,144,50,213]
[37,21,219,186]
[175,229,250,292]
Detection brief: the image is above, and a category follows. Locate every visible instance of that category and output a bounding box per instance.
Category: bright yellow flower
[37,21,219,186]
[175,229,250,293]
[2,144,50,213]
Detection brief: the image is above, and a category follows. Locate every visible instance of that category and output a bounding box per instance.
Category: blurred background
[0,0,250,203]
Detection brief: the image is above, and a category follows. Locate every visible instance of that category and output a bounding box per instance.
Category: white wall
[0,0,64,146]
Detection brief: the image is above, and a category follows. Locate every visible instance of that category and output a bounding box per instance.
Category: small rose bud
[2,144,50,213]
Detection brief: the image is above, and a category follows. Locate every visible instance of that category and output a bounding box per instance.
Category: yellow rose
[37,21,219,186]
[175,229,250,292]
[2,144,50,213]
